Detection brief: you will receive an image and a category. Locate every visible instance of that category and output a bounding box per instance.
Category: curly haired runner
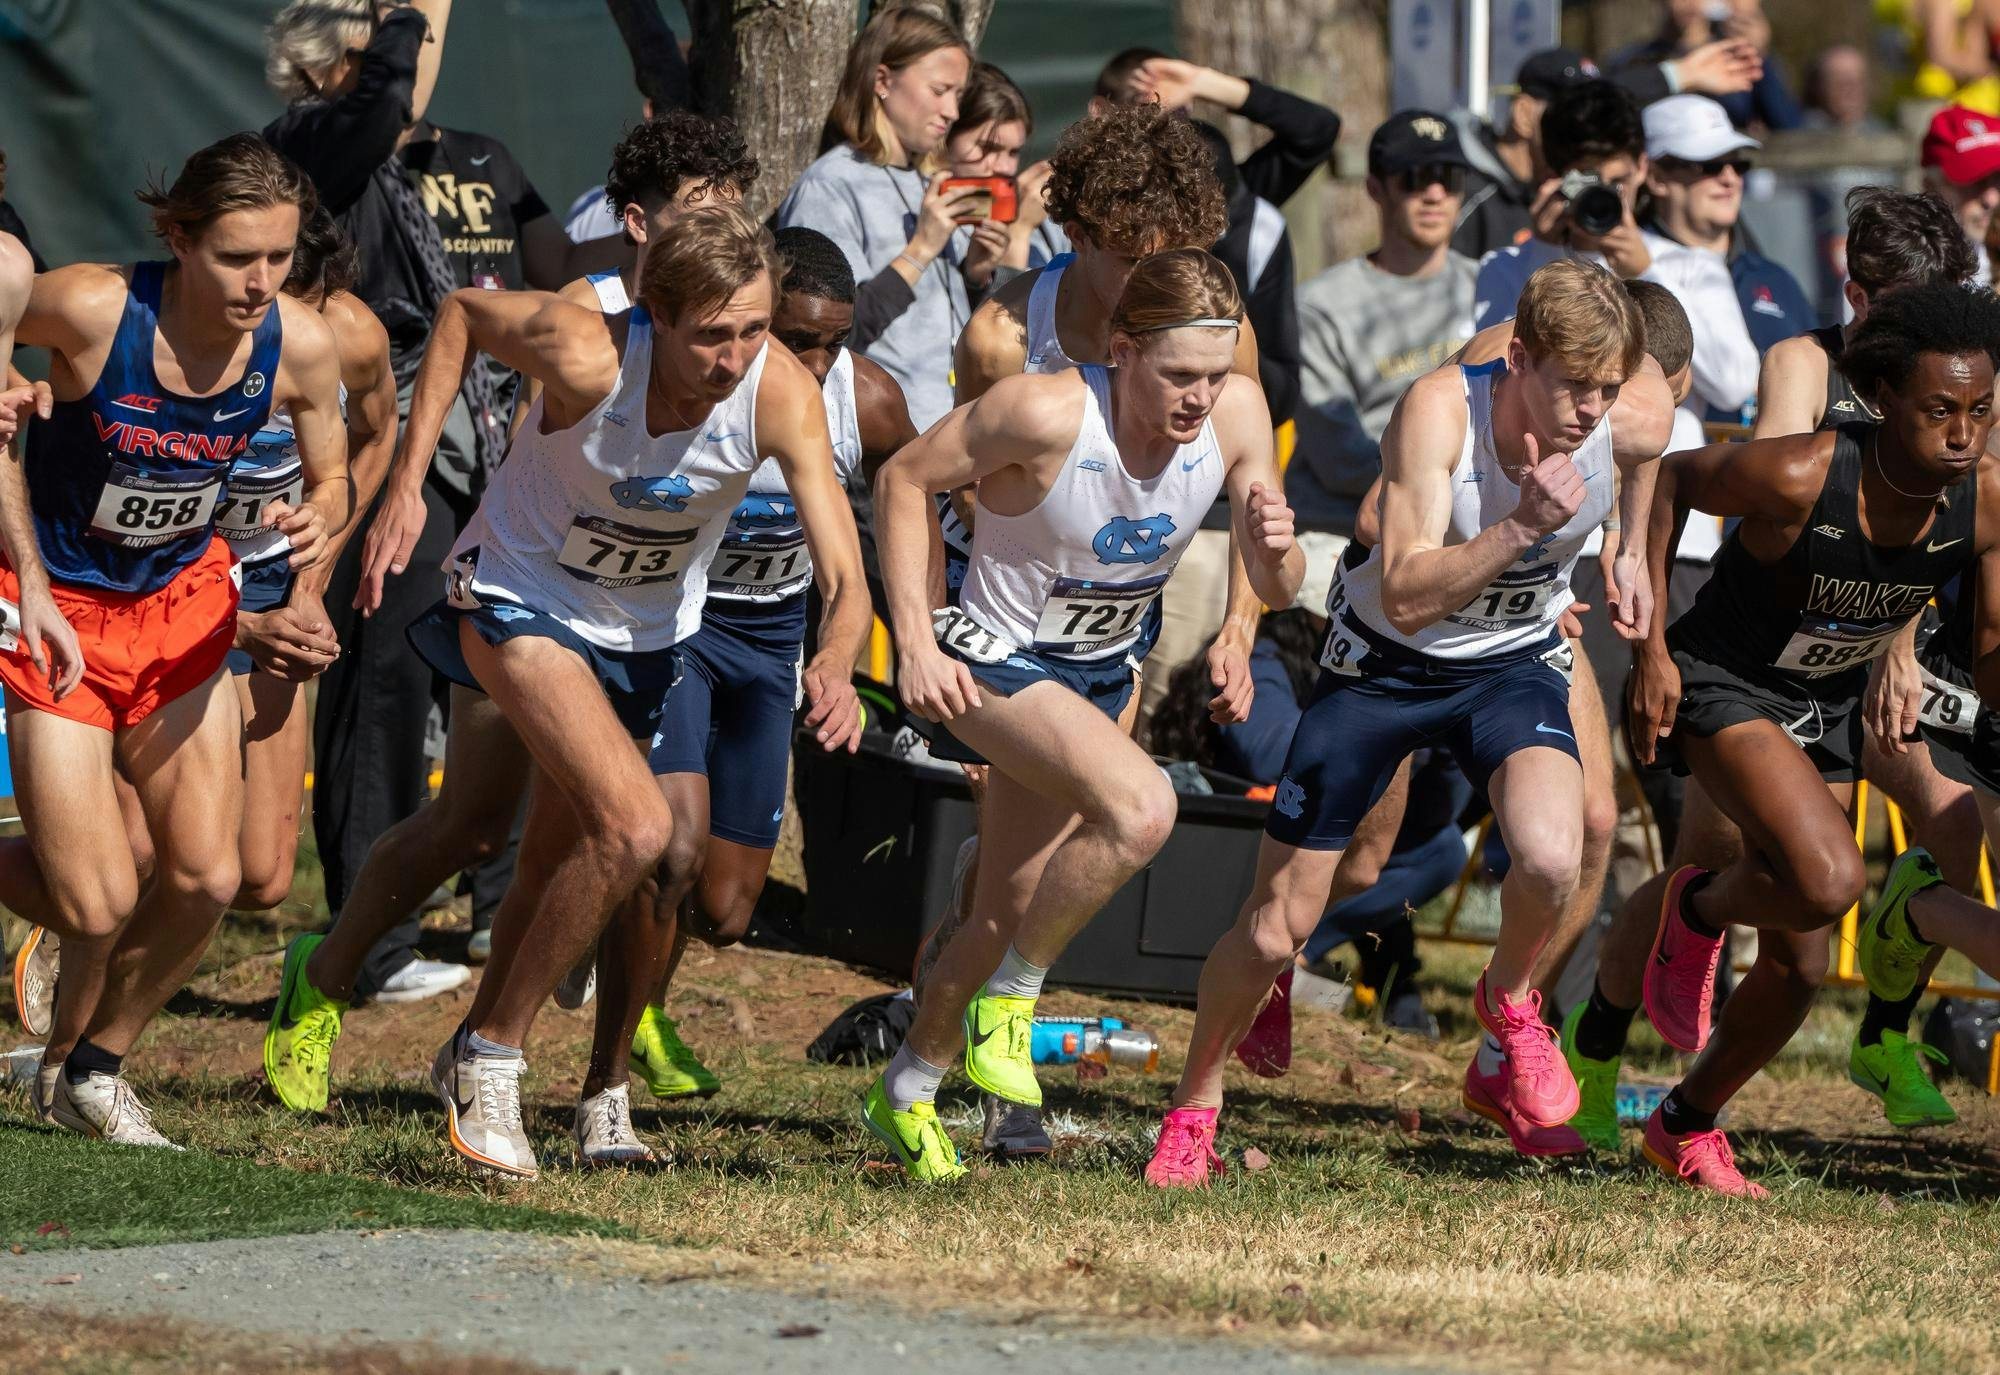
[909,100,1256,1160]
[1622,284,2000,1197]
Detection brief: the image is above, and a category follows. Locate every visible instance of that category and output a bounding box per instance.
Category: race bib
[556,515,698,588]
[1319,615,1372,679]
[932,605,1013,665]
[1031,574,1166,656]
[216,466,304,538]
[1449,564,1559,631]
[711,533,810,596]
[1772,618,1904,676]
[89,463,224,548]
[1918,664,1979,736]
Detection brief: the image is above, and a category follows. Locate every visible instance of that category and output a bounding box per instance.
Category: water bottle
[1616,1083,1670,1124]
[1080,1025,1160,1073]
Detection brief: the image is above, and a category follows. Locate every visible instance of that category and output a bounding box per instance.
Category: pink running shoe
[1643,866,1723,1053]
[1144,1105,1224,1189]
[1472,974,1578,1128]
[1234,966,1294,1078]
[1641,1106,1768,1199]
[1462,1054,1588,1157]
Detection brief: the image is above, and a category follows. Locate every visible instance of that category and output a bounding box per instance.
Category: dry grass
[8,896,2000,1373]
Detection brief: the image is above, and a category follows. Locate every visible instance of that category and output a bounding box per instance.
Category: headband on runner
[1137,317,1243,332]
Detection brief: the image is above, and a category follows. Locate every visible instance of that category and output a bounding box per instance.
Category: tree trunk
[868,0,994,48]
[1174,0,1386,278]
[684,0,862,221]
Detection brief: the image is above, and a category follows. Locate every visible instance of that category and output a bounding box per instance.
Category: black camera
[1558,169,1625,237]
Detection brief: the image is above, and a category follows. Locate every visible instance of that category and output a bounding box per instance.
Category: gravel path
[0,1229,1448,1374]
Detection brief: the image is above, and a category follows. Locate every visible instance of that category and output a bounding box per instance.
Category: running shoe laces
[477,1056,527,1130]
[112,1081,171,1147]
[593,1087,640,1148]
[1890,1038,1951,1098]
[294,1007,339,1076]
[1664,918,1720,1035]
[1497,991,1564,1088]
[1155,1114,1222,1176]
[1674,1127,1747,1187]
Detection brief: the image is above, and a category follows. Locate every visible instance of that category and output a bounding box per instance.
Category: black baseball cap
[1512,47,1599,100]
[1368,110,1471,178]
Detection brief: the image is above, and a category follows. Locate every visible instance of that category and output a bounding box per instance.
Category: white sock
[982,944,1048,1001]
[1475,1032,1506,1077]
[883,1042,949,1111]
[465,1027,523,1060]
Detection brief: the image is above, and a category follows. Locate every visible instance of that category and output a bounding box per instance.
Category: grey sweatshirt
[1287,251,1478,535]
[776,145,970,429]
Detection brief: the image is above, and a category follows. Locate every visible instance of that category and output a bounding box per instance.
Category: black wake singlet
[1808,324,1880,430]
[1672,422,1977,699]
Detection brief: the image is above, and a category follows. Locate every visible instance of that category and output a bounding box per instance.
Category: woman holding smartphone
[945,63,1066,297]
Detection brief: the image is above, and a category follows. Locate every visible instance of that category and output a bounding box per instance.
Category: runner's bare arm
[509,274,619,443]
[762,346,871,753]
[1752,333,1830,439]
[1217,380,1303,610]
[1607,365,1674,640]
[271,296,350,571]
[874,374,1081,720]
[1376,368,1543,634]
[1207,315,1270,722]
[298,294,396,596]
[1967,462,2000,708]
[16,263,128,400]
[951,273,1035,406]
[0,236,81,697]
[356,289,619,612]
[852,354,936,604]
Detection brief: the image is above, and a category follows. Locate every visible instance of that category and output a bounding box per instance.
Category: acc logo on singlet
[611,474,695,513]
[1091,513,1176,565]
[734,493,795,529]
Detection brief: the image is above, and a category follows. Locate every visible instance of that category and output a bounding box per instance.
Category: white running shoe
[467,928,492,964]
[32,1059,61,1123]
[575,1083,657,1166]
[14,926,57,1038]
[50,1071,182,1149]
[373,957,472,1005]
[555,952,597,1010]
[429,1033,536,1178]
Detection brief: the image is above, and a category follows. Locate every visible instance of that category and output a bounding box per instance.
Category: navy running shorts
[910,609,1139,767]
[226,556,297,677]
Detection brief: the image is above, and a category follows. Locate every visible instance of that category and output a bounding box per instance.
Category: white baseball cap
[1643,94,1760,163]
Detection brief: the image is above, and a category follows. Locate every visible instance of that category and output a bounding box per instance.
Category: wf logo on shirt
[1092,513,1177,565]
[612,474,695,513]
[733,493,795,529]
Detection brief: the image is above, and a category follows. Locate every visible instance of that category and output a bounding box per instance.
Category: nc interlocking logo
[734,493,795,529]
[1273,775,1306,819]
[1092,513,1176,565]
[611,474,695,513]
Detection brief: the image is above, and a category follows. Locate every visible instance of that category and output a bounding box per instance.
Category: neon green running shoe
[1859,848,1944,1002]
[860,1076,966,1182]
[962,993,1040,1107]
[263,934,346,1113]
[1560,1002,1623,1153]
[629,1005,720,1099]
[1849,1030,1957,1129]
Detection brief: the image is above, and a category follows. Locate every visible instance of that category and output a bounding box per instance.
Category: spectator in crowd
[1092,50,1341,209]
[263,0,582,1003]
[1611,0,1801,131]
[1884,0,2000,115]
[947,63,1064,297]
[1802,43,1888,133]
[777,7,977,429]
[562,0,693,244]
[1640,94,1810,421]
[1145,606,1444,1037]
[1921,103,2000,286]
[1453,47,1599,260]
[1290,110,1476,560]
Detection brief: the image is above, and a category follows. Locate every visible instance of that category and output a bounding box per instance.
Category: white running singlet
[1337,358,1614,660]
[221,385,346,567]
[957,365,1222,662]
[446,312,767,652]
[709,347,863,603]
[587,269,631,314]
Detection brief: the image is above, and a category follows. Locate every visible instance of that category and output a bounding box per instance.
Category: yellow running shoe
[860,1076,966,1182]
[962,993,1040,1107]
[263,934,347,1113]
[629,1004,720,1098]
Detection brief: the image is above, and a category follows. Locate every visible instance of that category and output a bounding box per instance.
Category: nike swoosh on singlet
[1181,449,1209,472]
[704,431,745,445]
[1928,538,1964,553]
[469,154,493,166]
[214,405,253,422]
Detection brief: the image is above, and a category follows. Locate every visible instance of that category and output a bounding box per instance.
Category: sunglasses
[1659,155,1752,179]
[1393,164,1465,194]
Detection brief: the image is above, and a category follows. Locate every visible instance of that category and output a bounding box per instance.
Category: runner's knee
[1102,769,1176,868]
[234,855,295,912]
[1582,783,1618,860]
[1787,843,1866,927]
[591,792,675,882]
[1245,898,1312,966]
[659,821,708,896]
[63,869,140,939]
[157,851,243,914]
[1506,814,1583,902]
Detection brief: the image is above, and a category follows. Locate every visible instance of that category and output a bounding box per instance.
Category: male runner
[1143,260,1666,1188]
[267,206,868,1177]
[604,226,916,1112]
[5,134,348,1145]
[865,248,1303,1181]
[1616,284,2000,1195]
[917,100,1244,1156]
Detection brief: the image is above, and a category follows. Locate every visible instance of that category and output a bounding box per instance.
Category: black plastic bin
[791,730,1270,1002]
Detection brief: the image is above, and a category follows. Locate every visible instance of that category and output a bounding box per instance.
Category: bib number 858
[115,493,205,531]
